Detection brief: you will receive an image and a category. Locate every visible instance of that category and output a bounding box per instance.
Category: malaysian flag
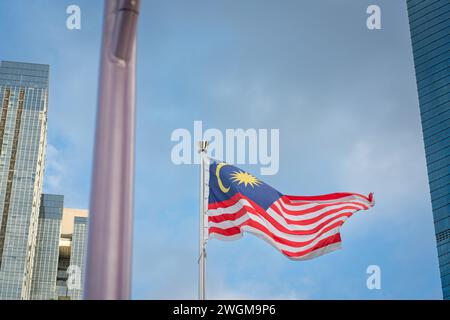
[206,159,374,260]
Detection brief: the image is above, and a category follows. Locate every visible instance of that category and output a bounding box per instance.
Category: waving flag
[206,159,374,260]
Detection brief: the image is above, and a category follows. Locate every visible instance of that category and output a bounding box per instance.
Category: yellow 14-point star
[230,170,262,188]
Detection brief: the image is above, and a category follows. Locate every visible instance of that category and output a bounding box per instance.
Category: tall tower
[0,61,49,299]
[406,1,449,299]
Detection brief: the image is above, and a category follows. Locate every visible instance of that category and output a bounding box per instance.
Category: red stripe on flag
[208,193,245,210]
[281,234,342,259]
[283,192,372,202]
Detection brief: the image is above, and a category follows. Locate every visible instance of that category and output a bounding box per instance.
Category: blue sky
[0,0,443,299]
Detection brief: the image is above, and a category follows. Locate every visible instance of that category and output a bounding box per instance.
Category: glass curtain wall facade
[30,194,64,300]
[0,61,49,299]
[406,0,449,299]
[67,216,88,300]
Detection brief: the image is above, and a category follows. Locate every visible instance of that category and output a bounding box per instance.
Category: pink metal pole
[84,0,140,300]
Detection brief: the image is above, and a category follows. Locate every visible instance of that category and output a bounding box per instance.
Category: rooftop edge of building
[0,60,50,89]
[0,60,50,71]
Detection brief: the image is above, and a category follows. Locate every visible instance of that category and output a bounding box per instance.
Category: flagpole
[198,140,208,300]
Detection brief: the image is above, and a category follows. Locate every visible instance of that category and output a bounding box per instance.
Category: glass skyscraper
[406,0,449,300]
[0,61,49,299]
[0,61,88,300]
[30,194,64,300]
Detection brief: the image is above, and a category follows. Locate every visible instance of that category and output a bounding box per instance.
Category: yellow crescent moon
[216,163,230,193]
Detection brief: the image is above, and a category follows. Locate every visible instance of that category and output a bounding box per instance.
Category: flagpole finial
[198,140,209,153]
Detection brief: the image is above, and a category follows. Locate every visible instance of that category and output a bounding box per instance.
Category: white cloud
[44,143,66,193]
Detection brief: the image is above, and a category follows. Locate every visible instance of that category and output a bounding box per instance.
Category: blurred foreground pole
[85,0,140,300]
